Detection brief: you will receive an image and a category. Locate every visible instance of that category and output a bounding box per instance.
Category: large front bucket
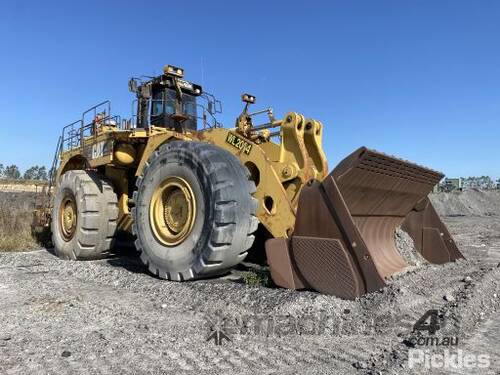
[265,147,464,299]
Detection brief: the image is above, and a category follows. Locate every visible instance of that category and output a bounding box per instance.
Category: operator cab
[150,84,199,131]
[129,65,203,132]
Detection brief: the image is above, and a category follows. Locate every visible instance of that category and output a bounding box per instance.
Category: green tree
[0,163,4,178]
[36,166,48,181]
[4,165,21,179]
[23,166,39,180]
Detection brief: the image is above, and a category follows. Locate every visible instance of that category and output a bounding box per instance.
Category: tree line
[0,164,52,181]
[461,176,500,190]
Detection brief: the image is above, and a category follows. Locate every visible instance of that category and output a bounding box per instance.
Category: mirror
[128,78,138,93]
[140,85,152,99]
[207,100,214,115]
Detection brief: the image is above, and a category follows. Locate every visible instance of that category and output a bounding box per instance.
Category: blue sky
[0,0,498,179]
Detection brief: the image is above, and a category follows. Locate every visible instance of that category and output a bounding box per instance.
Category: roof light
[164,65,184,78]
[242,93,256,104]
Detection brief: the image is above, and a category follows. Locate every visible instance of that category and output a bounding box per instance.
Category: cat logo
[87,140,112,160]
[92,141,105,159]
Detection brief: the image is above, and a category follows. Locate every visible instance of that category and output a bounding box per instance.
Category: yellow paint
[53,111,330,238]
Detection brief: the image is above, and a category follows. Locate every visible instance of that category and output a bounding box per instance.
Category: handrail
[59,101,117,154]
[48,136,62,191]
[82,100,111,120]
[81,100,111,148]
[196,103,221,129]
[61,120,83,151]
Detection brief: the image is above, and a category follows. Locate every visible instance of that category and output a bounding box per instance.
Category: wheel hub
[150,177,196,246]
[59,194,77,241]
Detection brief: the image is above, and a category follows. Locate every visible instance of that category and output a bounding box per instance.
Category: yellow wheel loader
[33,65,463,299]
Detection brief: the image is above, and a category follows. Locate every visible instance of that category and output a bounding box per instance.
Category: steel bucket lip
[333,146,444,185]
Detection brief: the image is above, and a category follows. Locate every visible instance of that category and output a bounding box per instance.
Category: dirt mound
[430,189,500,217]
[394,227,428,268]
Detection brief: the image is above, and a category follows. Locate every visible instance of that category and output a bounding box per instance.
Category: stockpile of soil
[430,189,500,217]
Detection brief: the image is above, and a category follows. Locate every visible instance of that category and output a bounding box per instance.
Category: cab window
[151,91,163,116]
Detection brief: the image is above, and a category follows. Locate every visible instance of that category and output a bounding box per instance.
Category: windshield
[183,94,197,119]
[152,90,163,116]
[150,88,198,131]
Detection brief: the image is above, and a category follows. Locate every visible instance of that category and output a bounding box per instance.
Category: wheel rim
[59,194,77,241]
[149,176,196,246]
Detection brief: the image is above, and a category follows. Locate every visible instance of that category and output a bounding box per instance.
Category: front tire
[52,170,118,260]
[132,141,258,281]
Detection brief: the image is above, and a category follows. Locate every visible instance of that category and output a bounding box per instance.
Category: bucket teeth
[266,147,464,300]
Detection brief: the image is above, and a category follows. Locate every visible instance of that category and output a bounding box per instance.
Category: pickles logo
[408,350,490,369]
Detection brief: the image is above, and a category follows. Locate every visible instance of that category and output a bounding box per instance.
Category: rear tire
[132,141,258,281]
[52,170,118,260]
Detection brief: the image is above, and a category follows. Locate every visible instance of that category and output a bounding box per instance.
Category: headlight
[164,65,184,78]
[242,93,256,104]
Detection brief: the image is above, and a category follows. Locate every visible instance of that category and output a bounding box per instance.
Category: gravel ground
[0,190,499,374]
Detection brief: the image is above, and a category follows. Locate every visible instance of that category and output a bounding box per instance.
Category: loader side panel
[402,197,464,264]
[267,177,386,299]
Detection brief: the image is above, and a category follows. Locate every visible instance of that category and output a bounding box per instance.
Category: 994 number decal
[226,133,252,155]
